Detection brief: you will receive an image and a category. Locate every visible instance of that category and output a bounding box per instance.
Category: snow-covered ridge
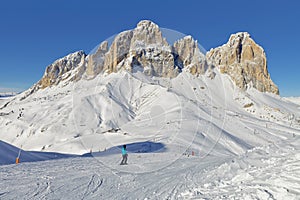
[284,96,300,105]
[0,92,18,98]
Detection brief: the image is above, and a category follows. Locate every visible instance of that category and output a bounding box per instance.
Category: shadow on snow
[83,141,167,157]
[0,140,166,165]
[0,140,76,165]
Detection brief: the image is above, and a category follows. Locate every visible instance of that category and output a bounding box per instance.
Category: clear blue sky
[0,0,299,96]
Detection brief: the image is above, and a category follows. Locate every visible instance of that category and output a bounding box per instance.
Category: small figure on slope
[120,145,128,165]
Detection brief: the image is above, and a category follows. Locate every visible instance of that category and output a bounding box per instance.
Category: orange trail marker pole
[16,149,21,164]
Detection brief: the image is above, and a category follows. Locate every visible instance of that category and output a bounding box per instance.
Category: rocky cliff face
[37,51,86,89]
[32,20,279,95]
[91,20,181,78]
[85,20,207,79]
[103,30,133,73]
[127,20,178,77]
[173,36,207,75]
[86,41,108,77]
[206,32,279,94]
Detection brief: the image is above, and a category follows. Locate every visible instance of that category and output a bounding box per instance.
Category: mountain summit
[207,32,279,94]
[30,20,278,95]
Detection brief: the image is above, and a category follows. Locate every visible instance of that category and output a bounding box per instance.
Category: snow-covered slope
[1,69,299,157]
[284,97,300,106]
[1,135,299,199]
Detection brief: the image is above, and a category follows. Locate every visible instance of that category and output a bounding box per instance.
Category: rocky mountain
[206,32,279,94]
[37,51,86,89]
[26,20,278,96]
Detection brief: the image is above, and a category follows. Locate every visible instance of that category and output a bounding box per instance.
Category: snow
[0,92,17,98]
[1,68,300,199]
[179,136,300,199]
[0,137,299,199]
[284,97,300,106]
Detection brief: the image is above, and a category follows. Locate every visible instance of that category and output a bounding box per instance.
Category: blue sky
[0,0,299,96]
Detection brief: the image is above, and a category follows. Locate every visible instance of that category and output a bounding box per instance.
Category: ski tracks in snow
[1,142,299,199]
[81,174,103,199]
[180,138,300,199]
[26,175,52,199]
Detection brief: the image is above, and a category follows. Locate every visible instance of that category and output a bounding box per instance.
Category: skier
[120,145,128,165]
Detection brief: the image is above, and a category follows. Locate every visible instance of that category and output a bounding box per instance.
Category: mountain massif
[29,20,277,96]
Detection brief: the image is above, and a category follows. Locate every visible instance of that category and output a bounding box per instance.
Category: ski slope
[0,136,299,199]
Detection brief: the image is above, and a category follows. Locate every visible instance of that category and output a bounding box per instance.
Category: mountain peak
[228,32,251,46]
[206,32,279,94]
[230,31,251,38]
[37,50,86,89]
[136,20,159,30]
[131,20,168,48]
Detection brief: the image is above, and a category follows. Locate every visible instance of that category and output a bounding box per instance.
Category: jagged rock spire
[206,32,279,94]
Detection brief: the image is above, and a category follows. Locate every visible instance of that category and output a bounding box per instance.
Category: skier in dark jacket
[120,145,128,165]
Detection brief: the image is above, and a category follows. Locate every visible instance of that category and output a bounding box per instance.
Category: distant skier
[120,145,128,165]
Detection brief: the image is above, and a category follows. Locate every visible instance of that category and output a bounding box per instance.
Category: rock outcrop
[206,32,279,94]
[104,30,133,73]
[37,51,86,89]
[86,41,108,78]
[130,20,169,49]
[173,36,207,75]
[127,20,178,77]
[101,20,180,77]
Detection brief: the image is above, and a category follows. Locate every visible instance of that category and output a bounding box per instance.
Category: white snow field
[1,69,300,199]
